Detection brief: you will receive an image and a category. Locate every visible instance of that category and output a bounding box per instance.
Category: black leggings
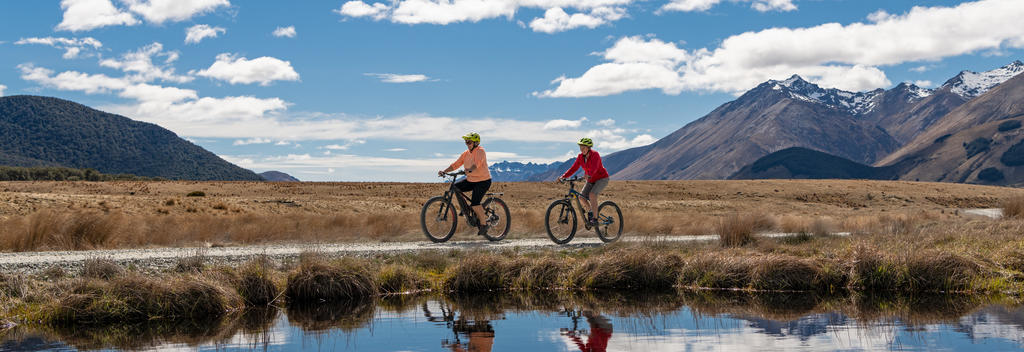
[455,179,491,206]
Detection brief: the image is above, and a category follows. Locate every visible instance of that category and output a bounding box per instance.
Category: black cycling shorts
[455,178,491,206]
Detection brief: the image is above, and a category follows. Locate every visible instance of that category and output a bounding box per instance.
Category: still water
[3,292,1024,351]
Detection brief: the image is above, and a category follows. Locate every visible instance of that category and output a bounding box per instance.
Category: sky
[1,0,1023,181]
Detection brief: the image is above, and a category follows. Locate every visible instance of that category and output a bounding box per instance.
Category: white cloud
[364,73,435,83]
[19,64,130,94]
[233,137,273,145]
[122,0,230,24]
[195,54,300,86]
[99,43,192,83]
[118,83,198,103]
[529,7,625,34]
[275,140,291,146]
[336,0,636,28]
[596,118,616,126]
[272,26,297,38]
[659,0,795,13]
[0,85,6,97]
[185,24,226,44]
[913,80,934,88]
[543,117,588,129]
[538,0,1024,97]
[336,1,391,20]
[56,0,139,32]
[385,148,408,152]
[14,37,103,59]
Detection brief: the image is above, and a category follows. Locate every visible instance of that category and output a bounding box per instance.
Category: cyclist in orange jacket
[439,132,492,236]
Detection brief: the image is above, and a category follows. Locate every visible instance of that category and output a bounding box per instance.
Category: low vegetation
[0,166,156,181]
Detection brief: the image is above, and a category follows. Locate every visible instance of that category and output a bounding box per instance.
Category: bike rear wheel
[421,196,457,243]
[481,197,510,241]
[595,201,623,243]
[545,200,577,244]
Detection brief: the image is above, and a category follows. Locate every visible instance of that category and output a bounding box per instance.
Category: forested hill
[0,95,262,181]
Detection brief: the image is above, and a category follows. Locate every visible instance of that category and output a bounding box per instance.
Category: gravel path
[0,232,852,274]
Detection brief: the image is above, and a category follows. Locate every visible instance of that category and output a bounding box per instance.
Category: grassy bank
[5,219,1024,330]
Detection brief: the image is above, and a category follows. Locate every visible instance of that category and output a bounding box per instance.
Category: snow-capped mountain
[767,75,931,116]
[942,60,1024,98]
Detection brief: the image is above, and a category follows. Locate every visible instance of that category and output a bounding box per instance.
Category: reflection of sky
[9,302,1024,351]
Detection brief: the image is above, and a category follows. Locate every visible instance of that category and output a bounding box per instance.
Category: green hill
[0,95,262,181]
[729,147,901,180]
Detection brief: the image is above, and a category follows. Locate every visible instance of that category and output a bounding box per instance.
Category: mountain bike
[544,176,623,244]
[421,171,510,243]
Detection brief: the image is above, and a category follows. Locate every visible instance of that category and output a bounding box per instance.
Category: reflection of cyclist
[567,311,612,352]
[447,319,495,352]
[557,138,609,225]
[438,132,492,236]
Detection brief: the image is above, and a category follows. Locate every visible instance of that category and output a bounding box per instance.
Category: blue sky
[1,0,1022,181]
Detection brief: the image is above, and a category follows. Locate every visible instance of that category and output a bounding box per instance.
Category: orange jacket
[449,147,491,182]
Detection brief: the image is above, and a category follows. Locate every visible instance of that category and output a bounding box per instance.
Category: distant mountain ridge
[259,171,300,182]
[0,95,262,181]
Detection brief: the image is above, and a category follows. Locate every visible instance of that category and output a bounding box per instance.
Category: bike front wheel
[545,200,577,244]
[421,196,457,243]
[481,197,511,242]
[595,201,623,243]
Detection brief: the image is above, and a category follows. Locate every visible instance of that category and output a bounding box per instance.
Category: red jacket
[562,150,609,182]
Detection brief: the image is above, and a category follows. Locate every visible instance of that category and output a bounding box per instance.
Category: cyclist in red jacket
[557,138,609,225]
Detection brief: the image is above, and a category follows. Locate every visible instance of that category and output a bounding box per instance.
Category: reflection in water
[4,291,1024,351]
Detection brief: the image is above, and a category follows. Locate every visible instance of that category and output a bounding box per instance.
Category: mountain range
[497,60,1024,186]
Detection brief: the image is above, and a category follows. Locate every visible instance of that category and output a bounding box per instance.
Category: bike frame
[559,177,612,226]
[440,173,480,226]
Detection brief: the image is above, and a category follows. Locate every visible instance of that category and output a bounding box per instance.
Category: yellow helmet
[462,132,481,143]
[577,137,594,147]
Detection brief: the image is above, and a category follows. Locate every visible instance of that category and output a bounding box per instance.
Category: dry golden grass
[717,213,775,247]
[0,179,1021,250]
[1003,195,1024,219]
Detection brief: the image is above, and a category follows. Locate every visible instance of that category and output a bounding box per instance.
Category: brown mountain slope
[878,72,1024,166]
[861,83,966,145]
[612,78,900,180]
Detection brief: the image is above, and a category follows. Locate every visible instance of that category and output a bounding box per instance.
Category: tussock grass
[1003,196,1024,219]
[236,259,279,306]
[442,254,509,293]
[285,258,377,303]
[0,273,28,298]
[49,274,242,325]
[82,258,123,279]
[377,264,427,294]
[567,250,683,290]
[512,257,568,290]
[717,213,775,247]
[679,255,754,289]
[174,252,206,273]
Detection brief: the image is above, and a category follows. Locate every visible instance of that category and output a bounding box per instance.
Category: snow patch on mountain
[943,60,1024,99]
[768,75,885,115]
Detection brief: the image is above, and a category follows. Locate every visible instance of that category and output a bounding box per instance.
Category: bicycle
[421,171,510,243]
[544,176,623,244]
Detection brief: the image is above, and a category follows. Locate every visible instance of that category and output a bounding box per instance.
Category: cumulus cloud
[195,54,300,86]
[529,7,625,33]
[543,117,588,129]
[538,0,1024,97]
[99,43,192,83]
[14,37,103,59]
[659,0,795,13]
[364,73,435,83]
[185,24,226,44]
[0,85,6,97]
[336,0,635,30]
[122,0,230,24]
[233,137,272,145]
[56,0,139,32]
[272,26,297,38]
[913,80,934,88]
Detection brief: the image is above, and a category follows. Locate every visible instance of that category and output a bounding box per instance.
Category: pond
[3,292,1024,351]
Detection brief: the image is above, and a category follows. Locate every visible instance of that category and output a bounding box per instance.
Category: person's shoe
[477,225,490,236]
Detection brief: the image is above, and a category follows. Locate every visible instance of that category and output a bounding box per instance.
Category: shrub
[977,167,1005,182]
[964,138,991,159]
[186,191,206,197]
[1001,140,1024,166]
[998,120,1022,132]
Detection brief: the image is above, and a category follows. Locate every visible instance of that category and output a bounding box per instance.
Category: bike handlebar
[559,176,584,183]
[439,170,465,178]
